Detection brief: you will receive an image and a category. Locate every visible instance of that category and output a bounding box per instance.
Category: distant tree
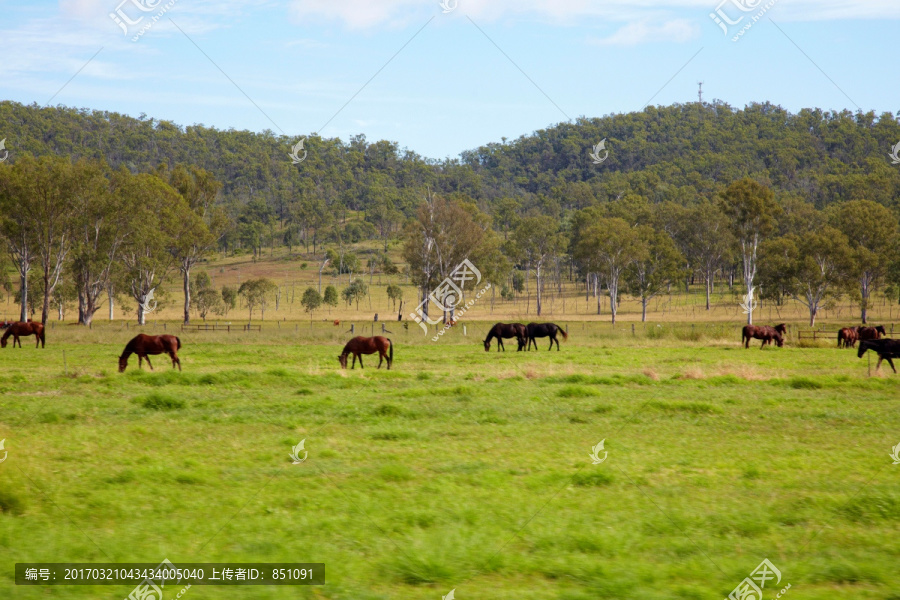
[386,284,403,309]
[761,227,853,326]
[237,278,277,320]
[301,287,322,323]
[221,285,237,316]
[718,178,780,325]
[624,227,685,322]
[341,278,368,310]
[195,288,223,321]
[510,216,565,316]
[828,200,899,323]
[323,285,339,312]
[574,217,642,324]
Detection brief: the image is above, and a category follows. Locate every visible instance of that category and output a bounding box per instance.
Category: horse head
[774,333,784,347]
[118,355,128,372]
[338,354,348,369]
[857,341,870,359]
[774,323,787,334]
[483,339,491,351]
[876,325,887,336]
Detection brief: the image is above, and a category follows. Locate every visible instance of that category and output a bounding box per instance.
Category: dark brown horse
[1,321,45,348]
[338,336,393,369]
[858,339,900,373]
[837,326,859,349]
[857,325,886,342]
[742,324,785,349]
[119,334,182,372]
[483,323,527,352]
[526,322,568,351]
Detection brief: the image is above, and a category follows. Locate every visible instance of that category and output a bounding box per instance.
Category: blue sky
[1,0,898,158]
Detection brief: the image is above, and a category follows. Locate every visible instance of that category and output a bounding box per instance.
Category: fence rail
[181,323,261,332]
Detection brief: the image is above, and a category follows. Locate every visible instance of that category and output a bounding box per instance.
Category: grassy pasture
[1,323,899,599]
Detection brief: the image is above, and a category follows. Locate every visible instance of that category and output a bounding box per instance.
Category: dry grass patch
[681,366,706,380]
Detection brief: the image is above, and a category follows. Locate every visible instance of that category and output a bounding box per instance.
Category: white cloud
[590,19,699,45]
[286,0,900,29]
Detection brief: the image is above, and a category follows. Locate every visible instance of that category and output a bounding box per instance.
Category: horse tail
[557,324,568,340]
[40,326,46,345]
[388,338,394,364]
[176,336,182,350]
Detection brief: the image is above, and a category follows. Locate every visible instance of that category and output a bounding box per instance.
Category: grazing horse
[1,321,45,348]
[483,323,527,352]
[742,324,784,349]
[858,339,900,374]
[857,325,887,342]
[526,322,568,351]
[119,334,182,372]
[837,326,859,349]
[338,336,393,370]
[333,320,341,326]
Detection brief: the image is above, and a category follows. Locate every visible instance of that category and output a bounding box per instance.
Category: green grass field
[1,323,899,599]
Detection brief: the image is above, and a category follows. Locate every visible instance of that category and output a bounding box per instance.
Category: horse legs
[14,335,21,348]
[886,357,897,374]
[170,352,181,371]
[377,353,383,369]
[498,338,505,352]
[145,355,154,370]
[358,355,364,369]
[351,354,357,369]
[553,335,560,351]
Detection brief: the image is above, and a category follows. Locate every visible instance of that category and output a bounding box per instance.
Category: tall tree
[0,161,38,322]
[625,226,685,322]
[511,216,565,316]
[574,217,642,324]
[718,178,780,324]
[118,172,193,324]
[828,200,899,323]
[166,164,226,325]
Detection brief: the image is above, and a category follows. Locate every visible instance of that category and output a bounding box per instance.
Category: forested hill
[2,99,899,219]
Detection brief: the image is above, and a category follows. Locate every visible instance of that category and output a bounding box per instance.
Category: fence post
[632,324,635,336]
[351,324,355,334]
[463,325,467,336]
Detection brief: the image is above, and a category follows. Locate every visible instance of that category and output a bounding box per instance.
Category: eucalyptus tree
[718,178,780,324]
[166,164,226,324]
[118,172,195,325]
[828,200,899,323]
[624,226,685,322]
[574,217,643,324]
[511,216,565,316]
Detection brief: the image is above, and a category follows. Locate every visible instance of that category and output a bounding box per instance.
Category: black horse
[483,323,527,352]
[858,338,900,373]
[526,322,568,351]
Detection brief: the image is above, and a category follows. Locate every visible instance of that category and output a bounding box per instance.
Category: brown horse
[742,324,785,349]
[858,339,900,374]
[119,334,182,372]
[483,323,527,352]
[837,326,859,349]
[857,325,886,342]
[1,321,45,348]
[338,336,393,370]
